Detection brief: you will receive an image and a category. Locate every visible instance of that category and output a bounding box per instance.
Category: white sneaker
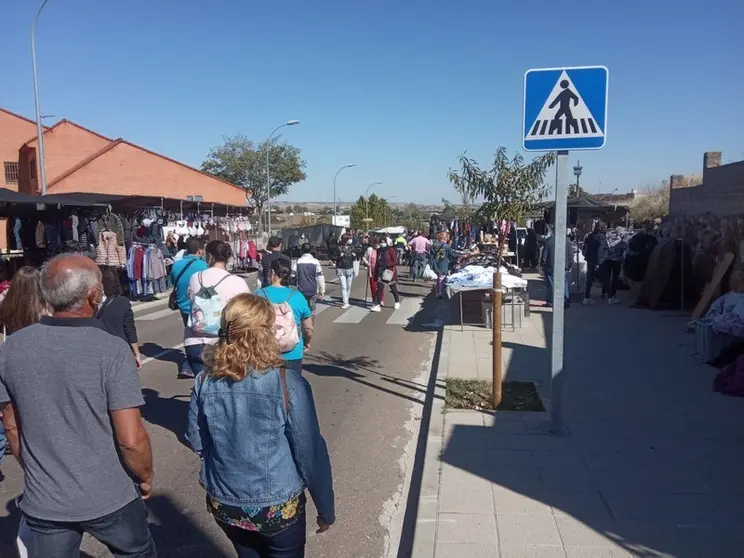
[608,297,621,305]
[394,302,401,310]
[582,298,594,305]
[370,304,382,312]
[341,303,350,309]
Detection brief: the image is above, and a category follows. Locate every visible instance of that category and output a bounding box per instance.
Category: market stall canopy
[35,192,252,214]
[0,188,110,213]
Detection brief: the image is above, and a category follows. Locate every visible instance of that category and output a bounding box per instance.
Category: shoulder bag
[168,259,197,311]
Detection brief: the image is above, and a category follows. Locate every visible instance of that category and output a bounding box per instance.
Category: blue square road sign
[522,65,608,152]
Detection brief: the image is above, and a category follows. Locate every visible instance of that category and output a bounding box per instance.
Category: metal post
[549,151,569,434]
[32,0,51,195]
[492,272,503,408]
[679,238,685,312]
[266,139,271,236]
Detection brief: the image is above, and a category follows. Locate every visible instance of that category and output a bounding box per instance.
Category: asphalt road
[0,264,445,558]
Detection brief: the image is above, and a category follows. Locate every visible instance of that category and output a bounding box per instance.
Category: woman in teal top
[257,258,314,374]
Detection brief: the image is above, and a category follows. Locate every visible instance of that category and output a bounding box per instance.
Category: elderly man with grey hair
[0,254,156,557]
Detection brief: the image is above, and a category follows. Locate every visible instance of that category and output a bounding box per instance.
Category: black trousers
[602,260,622,298]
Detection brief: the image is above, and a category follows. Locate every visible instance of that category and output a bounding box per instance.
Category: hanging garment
[95,231,124,266]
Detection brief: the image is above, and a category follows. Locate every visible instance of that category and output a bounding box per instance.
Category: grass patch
[445,379,545,412]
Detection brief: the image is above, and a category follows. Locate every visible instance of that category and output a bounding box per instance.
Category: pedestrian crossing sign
[522,65,608,152]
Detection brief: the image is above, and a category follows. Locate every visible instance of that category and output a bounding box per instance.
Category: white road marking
[386,297,422,325]
[136,308,178,321]
[333,305,370,324]
[314,302,331,315]
[140,343,184,367]
[132,297,170,313]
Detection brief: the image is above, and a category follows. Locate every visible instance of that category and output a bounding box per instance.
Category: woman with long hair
[0,266,50,478]
[184,240,250,378]
[0,266,50,336]
[186,294,335,558]
[257,258,313,374]
[97,266,141,367]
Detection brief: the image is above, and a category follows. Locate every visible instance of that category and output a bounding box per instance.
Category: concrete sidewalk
[411,278,744,557]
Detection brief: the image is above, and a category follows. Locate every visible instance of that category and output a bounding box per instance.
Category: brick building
[1,107,248,205]
[0,107,249,250]
[669,151,744,216]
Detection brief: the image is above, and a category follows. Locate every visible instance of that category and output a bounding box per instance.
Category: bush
[629,186,670,224]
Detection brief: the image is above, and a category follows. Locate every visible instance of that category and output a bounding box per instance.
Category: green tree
[201,134,307,231]
[350,194,391,230]
[448,147,555,252]
[568,183,587,197]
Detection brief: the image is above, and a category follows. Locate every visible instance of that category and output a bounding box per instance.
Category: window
[29,159,37,181]
[4,162,19,184]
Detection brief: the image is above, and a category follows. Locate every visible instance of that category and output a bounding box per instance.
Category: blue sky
[2,0,741,203]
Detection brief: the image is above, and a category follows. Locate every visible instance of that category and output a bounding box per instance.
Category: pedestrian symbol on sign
[527,70,602,140]
[548,80,579,135]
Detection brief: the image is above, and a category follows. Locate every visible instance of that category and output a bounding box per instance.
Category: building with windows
[0,107,249,249]
[1,107,247,205]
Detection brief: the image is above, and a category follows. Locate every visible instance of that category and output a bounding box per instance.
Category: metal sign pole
[550,150,569,434]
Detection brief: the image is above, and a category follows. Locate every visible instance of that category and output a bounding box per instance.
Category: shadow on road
[139,343,184,366]
[1,495,229,558]
[141,388,190,444]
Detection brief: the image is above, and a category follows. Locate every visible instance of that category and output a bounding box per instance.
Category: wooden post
[492,271,503,408]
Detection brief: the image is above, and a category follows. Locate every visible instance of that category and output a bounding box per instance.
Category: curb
[409,328,450,557]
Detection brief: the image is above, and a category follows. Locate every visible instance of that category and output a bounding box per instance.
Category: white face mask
[380,242,388,248]
[346,239,353,245]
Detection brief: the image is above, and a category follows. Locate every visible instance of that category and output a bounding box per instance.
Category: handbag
[168,259,196,311]
[382,269,395,283]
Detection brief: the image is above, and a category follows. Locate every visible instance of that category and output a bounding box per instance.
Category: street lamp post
[32,0,51,195]
[364,181,383,223]
[573,160,583,196]
[266,120,299,236]
[333,164,356,224]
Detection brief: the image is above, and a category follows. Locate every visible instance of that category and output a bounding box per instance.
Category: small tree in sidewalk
[448,147,556,254]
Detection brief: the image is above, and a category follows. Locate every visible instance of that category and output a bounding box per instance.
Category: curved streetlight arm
[332,164,356,220]
[32,0,51,195]
[266,120,299,235]
[363,181,383,222]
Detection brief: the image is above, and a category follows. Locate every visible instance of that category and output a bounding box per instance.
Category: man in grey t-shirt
[0,254,156,557]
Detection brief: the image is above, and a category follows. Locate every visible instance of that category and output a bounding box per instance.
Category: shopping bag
[352,259,360,278]
[423,264,437,281]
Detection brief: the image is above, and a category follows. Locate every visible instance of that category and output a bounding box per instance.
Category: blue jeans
[411,253,426,280]
[184,344,207,377]
[218,511,306,558]
[337,268,354,305]
[0,418,6,465]
[22,497,156,558]
[545,270,570,305]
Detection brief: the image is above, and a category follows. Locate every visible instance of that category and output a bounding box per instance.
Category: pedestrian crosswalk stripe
[527,70,603,140]
[314,302,331,315]
[386,297,423,325]
[136,308,177,321]
[333,305,370,324]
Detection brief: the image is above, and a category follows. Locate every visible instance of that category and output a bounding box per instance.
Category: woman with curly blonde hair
[186,293,335,558]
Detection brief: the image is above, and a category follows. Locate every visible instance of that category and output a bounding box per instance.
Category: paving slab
[409,273,744,557]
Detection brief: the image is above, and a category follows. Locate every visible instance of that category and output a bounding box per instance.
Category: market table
[446,283,529,332]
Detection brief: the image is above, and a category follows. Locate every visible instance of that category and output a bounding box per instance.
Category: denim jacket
[185,367,336,525]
